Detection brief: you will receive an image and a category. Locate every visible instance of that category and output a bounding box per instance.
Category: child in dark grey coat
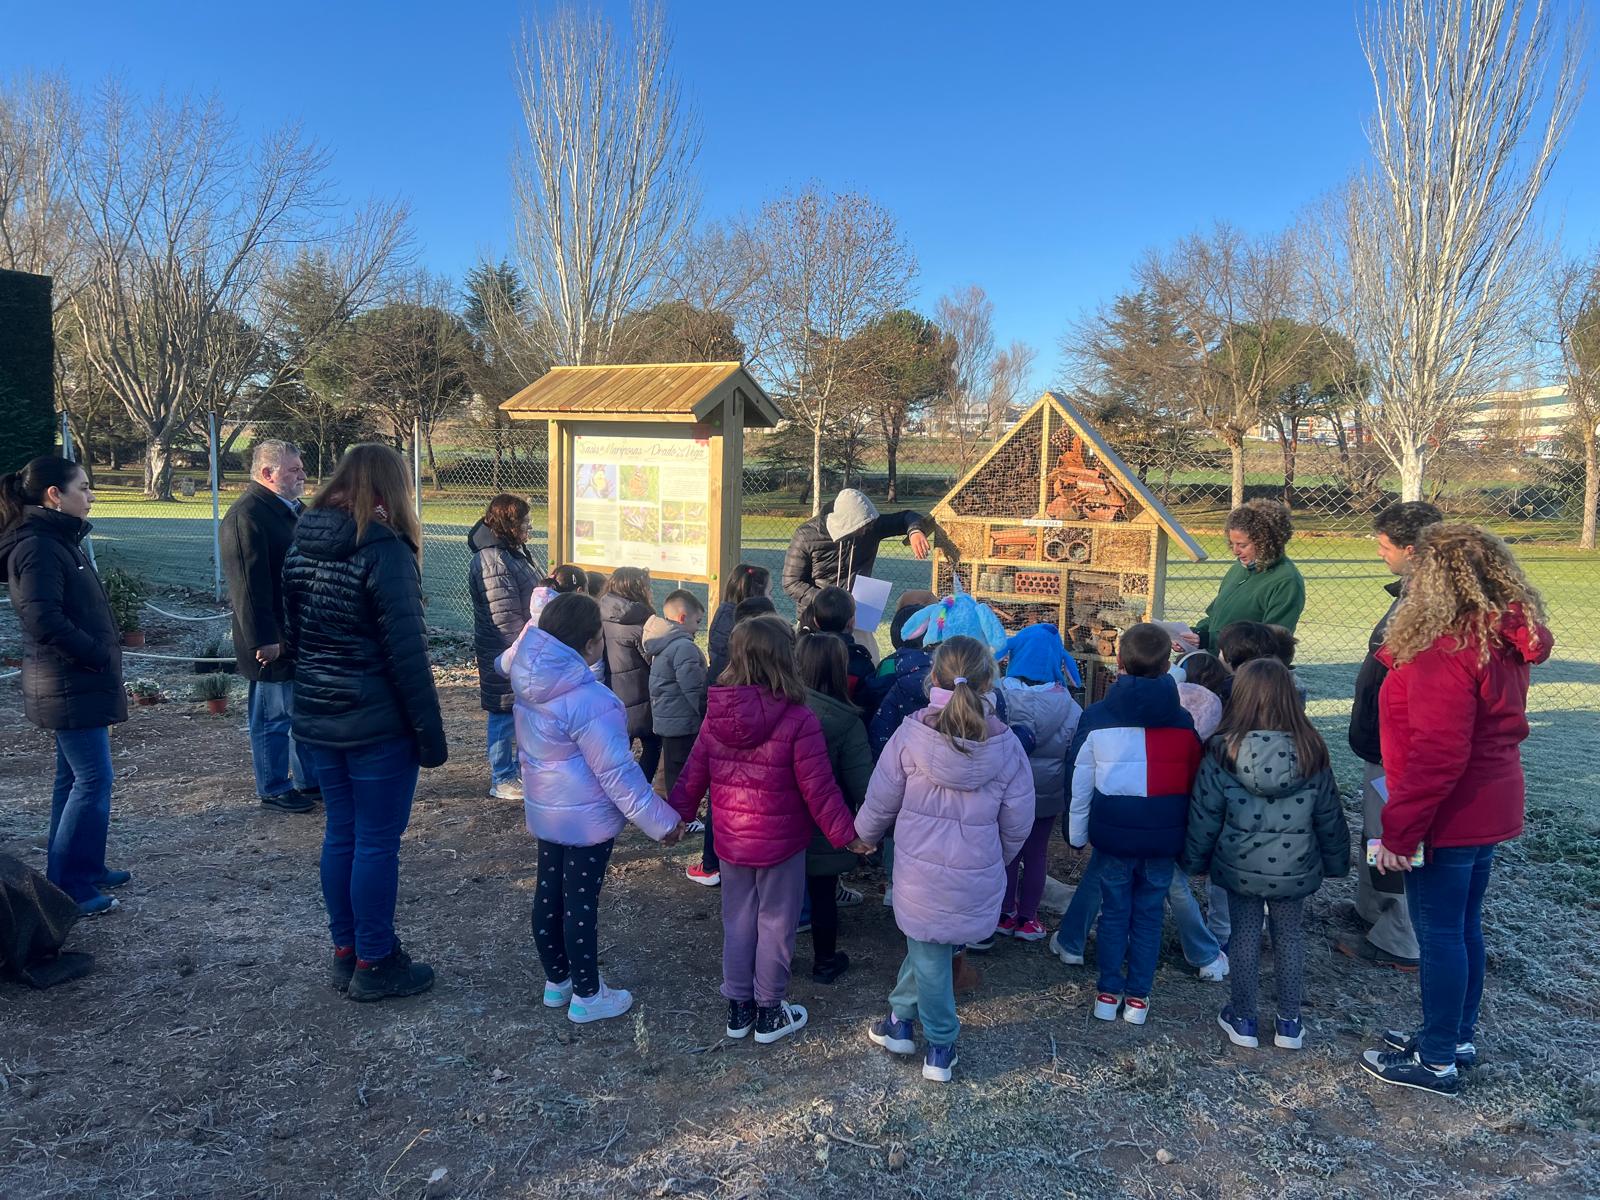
[1181,659,1349,1053]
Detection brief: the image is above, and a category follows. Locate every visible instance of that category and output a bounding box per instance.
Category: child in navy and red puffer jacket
[667,615,866,1047]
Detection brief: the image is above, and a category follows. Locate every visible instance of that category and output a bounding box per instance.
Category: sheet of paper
[850,574,894,633]
[1371,774,1389,802]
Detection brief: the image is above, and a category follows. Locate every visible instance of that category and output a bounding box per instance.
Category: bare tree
[935,284,996,467]
[986,340,1037,429]
[1139,223,1314,508]
[0,72,82,297]
[512,1,700,367]
[1337,0,1584,501]
[1551,250,1600,548]
[744,185,915,511]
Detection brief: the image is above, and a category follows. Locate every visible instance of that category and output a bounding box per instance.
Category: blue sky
[5,0,1597,391]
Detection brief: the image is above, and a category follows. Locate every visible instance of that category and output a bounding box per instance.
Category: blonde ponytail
[930,635,996,752]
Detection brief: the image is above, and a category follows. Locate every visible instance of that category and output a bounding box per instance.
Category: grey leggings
[1226,892,1305,1023]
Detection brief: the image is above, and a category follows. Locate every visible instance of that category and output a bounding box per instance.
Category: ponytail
[0,456,83,534]
[929,635,996,752]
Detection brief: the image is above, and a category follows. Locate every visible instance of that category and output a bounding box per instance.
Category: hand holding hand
[1373,845,1413,875]
[661,822,686,848]
[846,838,876,856]
[908,529,931,560]
[256,643,282,665]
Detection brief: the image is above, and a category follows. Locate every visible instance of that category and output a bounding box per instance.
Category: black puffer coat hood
[0,507,126,731]
[467,519,540,713]
[283,507,446,766]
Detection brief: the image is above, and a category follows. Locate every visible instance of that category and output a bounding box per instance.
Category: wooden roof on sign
[934,391,1208,562]
[499,361,782,428]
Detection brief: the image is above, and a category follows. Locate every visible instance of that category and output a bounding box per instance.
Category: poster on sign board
[571,434,710,576]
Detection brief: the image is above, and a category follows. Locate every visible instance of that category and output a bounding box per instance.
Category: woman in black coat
[283,444,447,1003]
[596,566,659,784]
[467,494,542,801]
[0,457,126,916]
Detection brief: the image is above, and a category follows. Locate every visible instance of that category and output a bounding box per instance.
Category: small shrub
[103,568,147,633]
[192,674,230,701]
[127,678,162,700]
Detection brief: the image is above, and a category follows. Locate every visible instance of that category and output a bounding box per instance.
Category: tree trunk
[1398,444,1425,502]
[885,436,899,503]
[424,424,440,488]
[1331,410,1353,491]
[1227,437,1245,510]
[810,423,823,516]
[1281,418,1299,508]
[143,433,177,501]
[1582,431,1598,551]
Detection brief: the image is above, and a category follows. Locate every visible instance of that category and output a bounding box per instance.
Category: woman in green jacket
[796,632,874,986]
[1174,499,1305,653]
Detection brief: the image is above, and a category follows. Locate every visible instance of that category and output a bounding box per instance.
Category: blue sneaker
[1217,1006,1259,1048]
[1275,1016,1305,1050]
[922,1043,958,1083]
[77,893,120,917]
[868,1012,916,1055]
[99,869,132,889]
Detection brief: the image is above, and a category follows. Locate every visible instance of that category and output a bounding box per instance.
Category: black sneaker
[811,952,851,984]
[1381,1029,1478,1068]
[330,947,356,993]
[753,1000,808,1045]
[347,945,434,1002]
[260,791,314,814]
[1360,1048,1460,1096]
[295,787,323,804]
[725,999,757,1039]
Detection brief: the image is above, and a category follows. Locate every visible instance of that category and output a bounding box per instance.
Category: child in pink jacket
[854,635,1035,1083]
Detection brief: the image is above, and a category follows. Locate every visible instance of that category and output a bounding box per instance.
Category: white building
[1457,386,1574,455]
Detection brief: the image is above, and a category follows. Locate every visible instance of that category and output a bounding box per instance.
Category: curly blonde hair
[1226,498,1293,565]
[1384,524,1548,665]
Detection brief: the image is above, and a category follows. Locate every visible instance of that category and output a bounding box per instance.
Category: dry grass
[0,599,1597,1199]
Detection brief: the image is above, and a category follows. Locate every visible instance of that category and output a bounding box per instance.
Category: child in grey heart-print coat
[1180,659,1349,1051]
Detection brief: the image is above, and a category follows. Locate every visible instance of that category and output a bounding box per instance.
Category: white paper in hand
[850,575,894,633]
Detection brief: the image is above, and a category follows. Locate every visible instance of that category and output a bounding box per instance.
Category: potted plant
[129,678,163,706]
[195,632,237,675]
[103,568,148,648]
[193,673,231,714]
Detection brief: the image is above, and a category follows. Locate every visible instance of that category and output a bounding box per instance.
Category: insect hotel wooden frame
[500,362,781,594]
[929,391,1207,702]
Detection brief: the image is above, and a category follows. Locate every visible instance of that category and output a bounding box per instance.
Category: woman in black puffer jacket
[597,567,659,784]
[0,457,126,916]
[283,444,446,1003]
[467,493,541,801]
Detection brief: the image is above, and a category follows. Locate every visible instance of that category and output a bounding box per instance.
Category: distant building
[1456,386,1574,456]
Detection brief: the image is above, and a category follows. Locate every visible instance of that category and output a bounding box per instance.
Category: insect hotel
[929,392,1207,702]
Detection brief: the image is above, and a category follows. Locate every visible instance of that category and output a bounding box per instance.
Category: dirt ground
[2,610,1598,1200]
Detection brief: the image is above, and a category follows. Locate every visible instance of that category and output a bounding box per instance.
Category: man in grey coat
[220,440,315,813]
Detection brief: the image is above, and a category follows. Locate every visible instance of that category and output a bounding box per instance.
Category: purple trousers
[720,851,807,1006]
[1003,815,1056,922]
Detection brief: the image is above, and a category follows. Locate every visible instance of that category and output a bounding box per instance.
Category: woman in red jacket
[1360,525,1552,1096]
[667,615,870,1047]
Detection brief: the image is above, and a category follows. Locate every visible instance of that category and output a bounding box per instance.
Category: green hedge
[0,269,56,474]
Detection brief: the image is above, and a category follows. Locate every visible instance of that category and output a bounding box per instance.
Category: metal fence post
[412,417,423,521]
[209,411,222,601]
[60,411,73,459]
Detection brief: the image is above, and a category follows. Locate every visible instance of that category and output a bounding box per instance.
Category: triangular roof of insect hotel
[933,391,1207,561]
[499,361,782,428]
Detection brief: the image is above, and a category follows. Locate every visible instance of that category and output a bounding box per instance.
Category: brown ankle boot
[952,950,983,994]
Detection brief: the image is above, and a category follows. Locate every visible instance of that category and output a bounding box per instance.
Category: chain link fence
[43,406,1600,712]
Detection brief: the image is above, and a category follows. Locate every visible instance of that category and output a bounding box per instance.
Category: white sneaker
[1093,992,1121,1021]
[489,779,524,800]
[1122,997,1150,1025]
[685,818,705,834]
[835,881,863,908]
[542,978,573,1008]
[1198,951,1230,982]
[754,1000,809,1044]
[568,982,633,1024]
[882,885,894,908]
[1048,930,1085,966]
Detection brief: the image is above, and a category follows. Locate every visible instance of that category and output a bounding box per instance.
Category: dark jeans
[806,872,840,960]
[659,733,716,871]
[1406,844,1496,1066]
[49,727,115,902]
[1095,854,1175,998]
[306,737,420,962]
[532,838,615,997]
[637,733,662,789]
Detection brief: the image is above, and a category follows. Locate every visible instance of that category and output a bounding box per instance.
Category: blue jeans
[1058,850,1223,968]
[486,710,518,785]
[889,937,960,1046]
[49,727,114,902]
[1095,854,1175,998]
[305,738,420,961]
[1406,844,1495,1067]
[247,679,312,798]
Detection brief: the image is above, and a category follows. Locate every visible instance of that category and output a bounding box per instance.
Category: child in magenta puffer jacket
[502,592,685,1026]
[667,615,867,1047]
[854,635,1035,1083]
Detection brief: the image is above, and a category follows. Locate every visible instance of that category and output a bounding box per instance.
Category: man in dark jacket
[1338,500,1440,971]
[220,440,315,813]
[782,488,930,614]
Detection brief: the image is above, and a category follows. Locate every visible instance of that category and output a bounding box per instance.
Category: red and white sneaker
[995,913,1019,937]
[685,863,720,886]
[1012,918,1048,942]
[1122,996,1150,1025]
[1093,992,1122,1021]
